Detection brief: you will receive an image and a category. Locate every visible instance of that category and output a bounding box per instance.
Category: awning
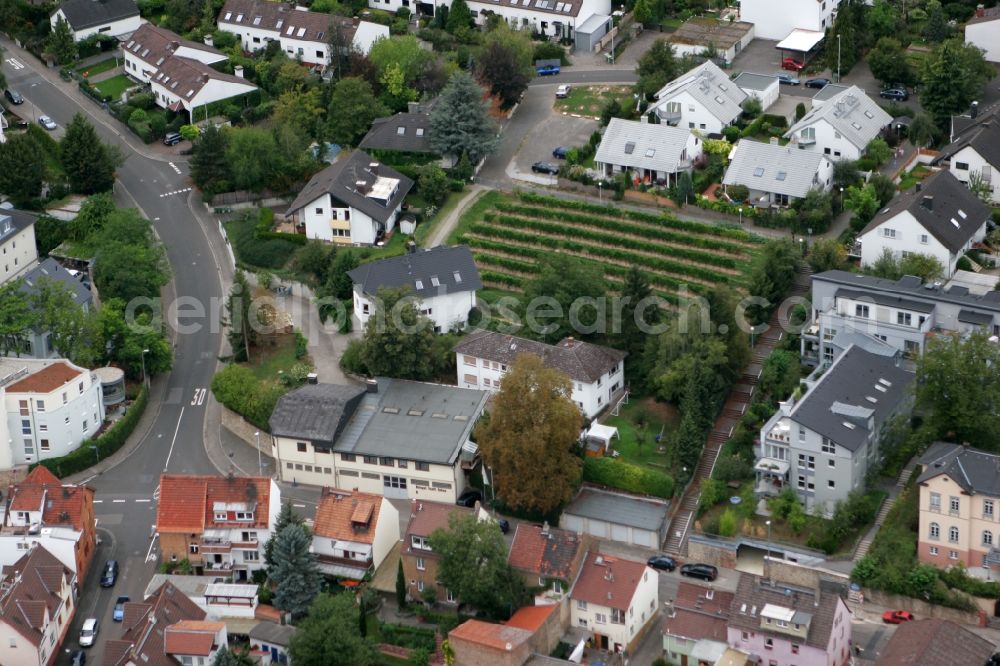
[775,29,825,53]
[317,561,369,579]
[332,542,372,558]
[755,458,790,475]
[586,423,619,443]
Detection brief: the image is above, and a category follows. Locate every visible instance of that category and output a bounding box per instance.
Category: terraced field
[457,192,766,306]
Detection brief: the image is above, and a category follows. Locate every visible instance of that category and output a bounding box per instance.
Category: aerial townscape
[5,0,1000,664]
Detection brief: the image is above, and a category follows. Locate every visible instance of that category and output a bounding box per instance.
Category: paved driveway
[513,95,599,181]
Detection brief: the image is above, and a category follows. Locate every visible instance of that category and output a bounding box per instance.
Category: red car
[882,610,915,624]
[781,57,805,71]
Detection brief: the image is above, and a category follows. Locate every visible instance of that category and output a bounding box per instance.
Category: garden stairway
[663,267,811,556]
[851,459,919,562]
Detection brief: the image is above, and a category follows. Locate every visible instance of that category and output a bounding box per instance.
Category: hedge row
[257,208,307,245]
[379,624,437,651]
[35,386,149,478]
[582,457,674,499]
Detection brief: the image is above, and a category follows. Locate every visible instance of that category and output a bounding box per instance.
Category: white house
[732,72,779,112]
[0,357,105,471]
[668,17,755,65]
[0,545,76,666]
[739,0,843,40]
[649,60,748,134]
[935,118,1000,204]
[785,85,891,161]
[249,622,296,666]
[149,54,257,121]
[858,170,991,278]
[594,117,702,187]
[453,329,626,419]
[288,150,414,247]
[311,487,400,579]
[965,5,1000,63]
[143,574,259,619]
[50,0,140,42]
[0,209,38,286]
[569,551,659,653]
[722,139,833,208]
[123,23,227,85]
[347,245,481,333]
[218,0,389,64]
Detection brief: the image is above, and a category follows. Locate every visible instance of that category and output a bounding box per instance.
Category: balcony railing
[200,541,232,554]
[316,553,373,571]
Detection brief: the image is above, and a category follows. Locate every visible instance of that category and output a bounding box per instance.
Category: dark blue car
[536,64,560,76]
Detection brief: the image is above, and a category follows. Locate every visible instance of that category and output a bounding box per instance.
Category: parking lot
[511,84,600,183]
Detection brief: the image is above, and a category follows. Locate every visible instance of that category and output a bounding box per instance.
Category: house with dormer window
[311,487,399,580]
[648,60,748,134]
[569,551,658,654]
[934,118,1000,204]
[594,117,702,187]
[723,138,833,208]
[784,85,891,161]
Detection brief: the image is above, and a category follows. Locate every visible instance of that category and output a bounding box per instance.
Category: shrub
[340,338,369,376]
[533,41,569,65]
[698,478,728,513]
[582,457,674,498]
[379,624,437,651]
[210,364,286,430]
[128,92,156,110]
[726,184,749,203]
[957,256,973,271]
[718,507,738,537]
[712,454,752,482]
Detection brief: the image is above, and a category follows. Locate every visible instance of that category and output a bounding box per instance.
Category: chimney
[922,195,934,211]
[306,373,318,384]
[203,34,214,47]
[355,180,369,195]
[640,115,647,124]
[366,378,378,393]
[406,241,417,254]
[541,521,550,536]
[977,4,985,17]
[234,65,244,79]
[564,336,575,348]
[770,136,779,145]
[368,161,380,176]
[407,101,421,114]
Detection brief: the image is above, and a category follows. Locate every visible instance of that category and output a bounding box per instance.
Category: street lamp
[254,431,263,477]
[598,181,603,202]
[90,445,100,465]
[738,207,743,225]
[765,519,773,583]
[141,348,150,388]
[837,33,842,83]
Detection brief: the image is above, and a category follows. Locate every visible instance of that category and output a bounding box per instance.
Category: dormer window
[235,511,254,521]
[236,13,243,21]
[431,276,440,287]
[415,279,424,289]
[214,511,227,521]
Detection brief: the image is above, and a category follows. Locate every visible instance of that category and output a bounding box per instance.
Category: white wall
[301,194,395,246]
[355,287,476,333]
[966,20,1000,63]
[218,21,274,53]
[0,223,38,285]
[739,80,779,111]
[353,22,389,54]
[190,77,257,110]
[0,532,79,575]
[569,567,658,649]
[949,145,1000,204]
[740,0,839,40]
[791,119,863,161]
[51,9,141,41]
[657,89,735,134]
[859,209,985,279]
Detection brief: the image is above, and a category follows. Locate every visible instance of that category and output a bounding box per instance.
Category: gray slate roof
[916,441,1000,496]
[249,620,297,646]
[653,60,747,124]
[595,118,698,175]
[937,118,1000,170]
[0,209,37,245]
[347,245,481,299]
[55,0,138,30]
[814,269,1000,316]
[732,72,778,92]
[453,329,626,384]
[789,345,914,453]
[722,139,830,199]
[562,487,668,531]
[810,83,850,104]
[728,574,844,650]
[786,85,891,151]
[860,170,991,254]
[19,258,92,308]
[287,150,413,225]
[269,383,367,446]
[359,111,433,154]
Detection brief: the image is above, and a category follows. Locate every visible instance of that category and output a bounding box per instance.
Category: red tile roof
[7,468,93,531]
[164,620,225,656]
[505,604,557,632]
[508,523,583,580]
[107,582,208,666]
[156,474,272,534]
[570,552,650,612]
[449,619,533,652]
[0,545,73,647]
[662,582,733,642]
[23,467,60,486]
[313,488,383,544]
[6,362,82,393]
[405,500,473,539]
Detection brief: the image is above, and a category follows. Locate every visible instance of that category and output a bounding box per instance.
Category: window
[576,600,587,610]
[36,400,45,412]
[741,631,749,641]
[949,526,960,543]
[930,492,941,512]
[463,355,477,367]
[297,442,307,453]
[950,550,959,560]
[398,460,408,469]
[82,420,88,431]
[920,234,929,244]
[79,381,84,394]
[950,496,960,515]
[897,312,912,326]
[363,456,378,465]
[764,638,774,650]
[415,462,430,472]
[798,454,815,470]
[791,644,800,654]
[24,439,34,457]
[416,557,425,571]
[611,608,625,624]
[798,426,806,443]
[340,453,356,462]
[594,612,606,624]
[956,162,969,171]
[984,530,994,547]
[62,392,67,405]
[985,500,994,519]
[383,475,407,489]
[380,457,394,467]
[417,580,425,592]
[828,479,836,488]
[821,438,835,454]
[40,439,49,452]
[189,544,199,554]
[855,304,870,318]
[446,589,456,603]
[411,535,430,550]
[929,546,938,556]
[21,420,30,435]
[235,511,254,521]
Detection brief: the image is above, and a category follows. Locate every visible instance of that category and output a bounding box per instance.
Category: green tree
[632,0,653,25]
[226,127,279,192]
[225,270,256,362]
[395,559,407,608]
[758,349,802,405]
[866,138,892,166]
[741,96,763,119]
[617,267,660,387]
[369,36,436,100]
[795,102,806,121]
[94,210,170,302]
[68,192,115,242]
[637,39,679,97]
[274,88,326,139]
[99,298,172,379]
[869,173,897,207]
[269,524,321,619]
[416,164,450,207]
[0,133,47,206]
[430,72,498,163]
[191,125,231,194]
[264,501,305,570]
[60,114,119,194]
[429,512,528,619]
[476,24,533,109]
[327,77,387,146]
[920,39,994,124]
[826,5,859,74]
[797,189,833,233]
[34,216,69,257]
[807,238,848,273]
[672,171,694,207]
[523,253,607,343]
[867,247,902,280]
[359,286,437,379]
[908,113,940,148]
[289,593,379,666]
[923,0,951,42]
[867,38,914,86]
[899,253,945,282]
[745,239,798,325]
[0,281,34,356]
[28,277,103,366]
[211,648,255,666]
[475,354,582,515]
[324,251,360,301]
[844,183,880,224]
[47,16,78,65]
[445,0,473,33]
[866,0,902,41]
[832,159,860,190]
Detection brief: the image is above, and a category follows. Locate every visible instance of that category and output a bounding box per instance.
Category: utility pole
[837,33,842,83]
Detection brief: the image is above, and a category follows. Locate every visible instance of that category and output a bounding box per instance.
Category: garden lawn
[554,85,634,118]
[78,57,119,77]
[604,398,678,470]
[93,74,132,101]
[246,333,300,383]
[897,164,931,192]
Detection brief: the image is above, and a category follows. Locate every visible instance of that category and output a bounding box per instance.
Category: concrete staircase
[852,460,918,562]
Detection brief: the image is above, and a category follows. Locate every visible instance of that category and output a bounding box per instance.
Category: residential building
[155,474,281,580]
[359,104,434,155]
[739,0,843,40]
[508,522,586,599]
[143,574,259,620]
[401,500,474,603]
[560,486,669,548]
[0,209,38,286]
[453,329,626,419]
[727,573,852,666]
[0,466,97,579]
[269,379,489,501]
[50,0,140,41]
[349,245,481,332]
[0,357,105,471]
[662,582,734,666]
[102,582,227,666]
[668,17,755,66]
[732,72,779,112]
[449,605,561,666]
[879,618,997,665]
[722,139,834,208]
[810,83,851,108]
[249,621,296,666]
[122,23,227,85]
[569,551,659,653]
[594,118,703,187]
[756,345,914,517]
[784,85,891,161]
[15,259,94,360]
[0,545,76,666]
[287,150,414,246]
[649,60,748,134]
[857,171,990,278]
[965,5,1000,63]
[934,118,1000,204]
[311,487,400,580]
[217,0,388,64]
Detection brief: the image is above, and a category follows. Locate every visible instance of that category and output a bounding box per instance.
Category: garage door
[561,514,584,534]
[587,519,610,539]
[632,530,654,548]
[610,524,629,543]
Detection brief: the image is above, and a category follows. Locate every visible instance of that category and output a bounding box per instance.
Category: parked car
[531,161,560,175]
[38,115,57,130]
[880,88,909,101]
[680,563,718,581]
[456,489,483,507]
[781,57,805,71]
[113,596,130,622]
[805,78,831,89]
[79,618,99,647]
[70,650,86,666]
[882,610,914,624]
[776,73,801,86]
[536,64,560,76]
[4,89,23,105]
[647,555,677,572]
[555,84,572,99]
[497,518,510,534]
[99,560,119,587]
[163,131,182,146]
[552,146,568,159]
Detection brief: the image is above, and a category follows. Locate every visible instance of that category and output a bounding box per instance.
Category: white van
[79,618,99,647]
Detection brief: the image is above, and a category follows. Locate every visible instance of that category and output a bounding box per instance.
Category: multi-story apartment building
[0,209,38,286]
[739,0,844,40]
[155,474,280,580]
[453,329,626,419]
[569,551,659,654]
[401,501,474,604]
[802,270,1000,366]
[0,545,76,666]
[311,487,399,580]
[756,345,914,517]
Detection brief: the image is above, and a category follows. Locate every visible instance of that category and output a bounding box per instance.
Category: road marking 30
[191,388,207,406]
[5,58,24,70]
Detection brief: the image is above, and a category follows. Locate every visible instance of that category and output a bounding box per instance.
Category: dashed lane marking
[168,162,182,174]
[159,187,192,198]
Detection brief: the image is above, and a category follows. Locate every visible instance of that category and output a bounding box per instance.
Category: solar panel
[624,141,635,155]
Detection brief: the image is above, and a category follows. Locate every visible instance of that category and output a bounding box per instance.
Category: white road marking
[135,499,151,503]
[145,532,159,563]
[93,499,103,504]
[5,58,24,70]
[159,187,192,198]
[163,406,185,470]
[112,499,126,503]
[293,503,306,508]
[168,162,182,174]
[191,387,207,406]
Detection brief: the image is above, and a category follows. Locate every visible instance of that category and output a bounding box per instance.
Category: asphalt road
[3,42,225,665]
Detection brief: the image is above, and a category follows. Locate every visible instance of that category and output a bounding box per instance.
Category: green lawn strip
[603,400,677,469]
[445,189,500,245]
[246,335,301,383]
[93,74,132,100]
[78,57,120,77]
[414,189,464,246]
[553,85,633,117]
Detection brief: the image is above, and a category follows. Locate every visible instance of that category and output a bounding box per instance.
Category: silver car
[79,618,99,647]
[38,115,58,130]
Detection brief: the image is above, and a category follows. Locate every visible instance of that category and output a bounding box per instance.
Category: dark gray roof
[562,487,668,531]
[347,245,481,299]
[938,118,1000,169]
[916,442,1000,496]
[55,0,138,30]
[814,269,1000,317]
[732,72,778,92]
[835,288,936,314]
[860,170,991,254]
[728,574,844,650]
[268,383,367,445]
[958,309,994,325]
[453,329,626,384]
[287,150,413,225]
[359,112,433,154]
[722,139,831,199]
[19,258,92,308]
[0,209,37,244]
[249,621,296,646]
[790,345,914,452]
